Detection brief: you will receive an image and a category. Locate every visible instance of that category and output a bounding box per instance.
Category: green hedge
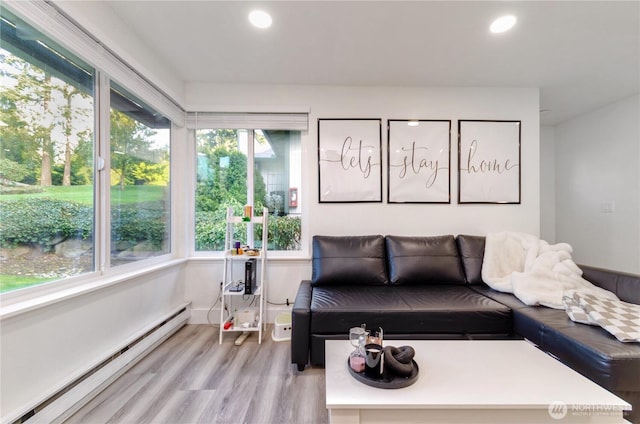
[111,201,168,249]
[195,210,301,251]
[0,198,92,248]
[1,197,300,252]
[0,198,167,250]
[268,215,302,251]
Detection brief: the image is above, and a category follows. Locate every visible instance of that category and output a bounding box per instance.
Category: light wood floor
[65,324,327,424]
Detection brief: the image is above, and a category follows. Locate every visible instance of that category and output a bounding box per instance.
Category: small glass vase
[348,325,367,372]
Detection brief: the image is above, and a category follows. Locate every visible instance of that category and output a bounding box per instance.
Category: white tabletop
[325,340,630,412]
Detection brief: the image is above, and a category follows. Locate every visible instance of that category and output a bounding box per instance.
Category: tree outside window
[0,20,96,292]
[0,11,173,293]
[109,83,171,266]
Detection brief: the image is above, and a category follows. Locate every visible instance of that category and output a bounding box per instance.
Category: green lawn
[0,275,54,292]
[110,185,166,204]
[0,185,166,205]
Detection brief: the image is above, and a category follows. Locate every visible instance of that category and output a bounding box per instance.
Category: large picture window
[0,10,95,292]
[195,128,302,252]
[0,8,174,293]
[109,83,171,265]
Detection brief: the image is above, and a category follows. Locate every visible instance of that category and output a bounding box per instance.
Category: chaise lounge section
[291,234,640,422]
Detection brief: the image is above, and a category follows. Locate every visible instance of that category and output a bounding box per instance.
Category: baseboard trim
[16,304,190,424]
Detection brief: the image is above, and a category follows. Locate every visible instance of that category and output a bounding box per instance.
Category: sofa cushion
[309,285,512,335]
[471,284,529,309]
[513,305,640,392]
[456,234,486,285]
[310,285,409,332]
[385,235,466,285]
[541,321,640,392]
[512,306,571,347]
[395,286,513,334]
[311,235,388,286]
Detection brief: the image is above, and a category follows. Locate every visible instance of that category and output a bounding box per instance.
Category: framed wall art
[387,120,451,203]
[458,120,521,204]
[318,118,382,203]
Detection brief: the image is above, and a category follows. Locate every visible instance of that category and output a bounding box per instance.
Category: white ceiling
[105,0,639,125]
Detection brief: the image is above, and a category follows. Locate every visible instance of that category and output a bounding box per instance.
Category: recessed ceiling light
[490,15,517,34]
[249,10,272,29]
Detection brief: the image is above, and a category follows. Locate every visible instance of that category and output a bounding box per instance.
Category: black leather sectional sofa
[291,234,640,422]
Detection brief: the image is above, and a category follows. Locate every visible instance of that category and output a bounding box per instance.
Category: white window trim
[96,72,110,272]
[187,112,308,131]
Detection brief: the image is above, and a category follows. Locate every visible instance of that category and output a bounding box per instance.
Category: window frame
[190,122,308,259]
[0,1,182,306]
[0,0,311,313]
[106,80,173,270]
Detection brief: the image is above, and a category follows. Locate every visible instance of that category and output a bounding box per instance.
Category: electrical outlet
[600,201,615,213]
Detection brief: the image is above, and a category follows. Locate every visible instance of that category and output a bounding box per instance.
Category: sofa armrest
[291,280,313,371]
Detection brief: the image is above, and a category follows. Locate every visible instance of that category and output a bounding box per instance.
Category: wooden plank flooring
[65,325,327,424]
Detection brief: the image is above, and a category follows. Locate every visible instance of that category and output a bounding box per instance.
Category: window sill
[188,253,311,262]
[0,258,188,320]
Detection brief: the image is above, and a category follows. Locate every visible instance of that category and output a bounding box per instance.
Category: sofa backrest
[311,234,469,286]
[310,234,640,302]
[580,264,640,305]
[311,235,388,286]
[456,234,486,285]
[385,235,466,285]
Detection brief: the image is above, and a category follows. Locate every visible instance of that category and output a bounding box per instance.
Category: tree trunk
[63,141,71,186]
[40,75,53,187]
[119,162,126,190]
[62,94,73,186]
[40,146,52,186]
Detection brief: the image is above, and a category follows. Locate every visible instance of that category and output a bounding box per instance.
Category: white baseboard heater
[11,303,190,424]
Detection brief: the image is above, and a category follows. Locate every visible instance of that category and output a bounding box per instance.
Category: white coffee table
[325,340,631,423]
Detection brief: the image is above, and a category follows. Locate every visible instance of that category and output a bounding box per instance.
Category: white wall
[0,3,543,415]
[555,95,640,273]
[0,4,191,420]
[185,83,540,322]
[187,84,540,238]
[186,259,310,324]
[54,1,184,106]
[0,125,193,424]
[540,126,557,242]
[0,264,186,421]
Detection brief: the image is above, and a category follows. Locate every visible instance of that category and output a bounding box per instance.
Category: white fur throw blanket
[481,232,618,309]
